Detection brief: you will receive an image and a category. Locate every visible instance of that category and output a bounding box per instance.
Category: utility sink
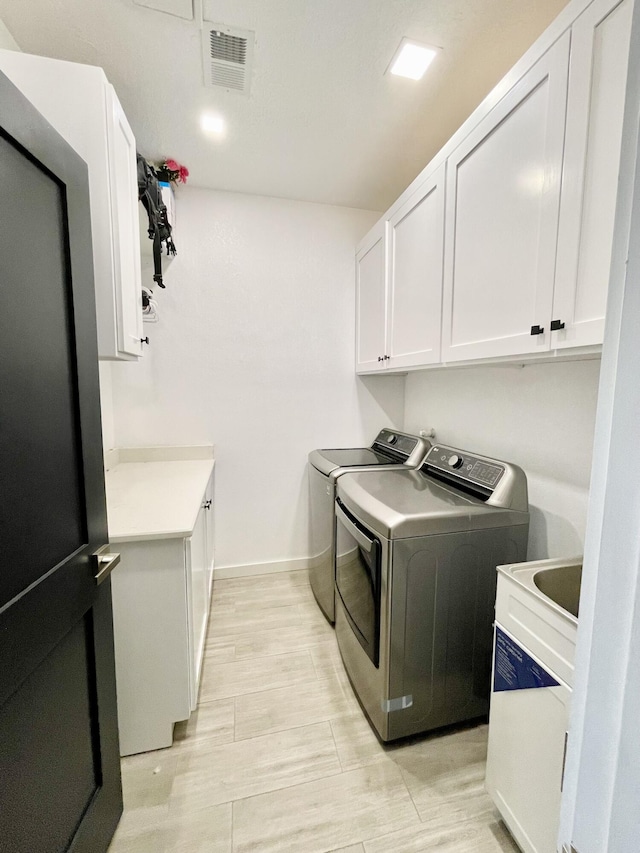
[533,562,582,618]
[495,556,583,688]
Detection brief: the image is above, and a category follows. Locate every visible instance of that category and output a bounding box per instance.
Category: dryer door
[335,499,382,667]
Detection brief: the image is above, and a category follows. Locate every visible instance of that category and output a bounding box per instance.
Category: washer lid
[336,468,529,540]
[309,447,397,475]
[308,429,429,476]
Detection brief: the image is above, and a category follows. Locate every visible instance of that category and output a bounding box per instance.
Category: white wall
[0,18,19,51]
[99,362,115,453]
[403,358,601,560]
[110,187,403,570]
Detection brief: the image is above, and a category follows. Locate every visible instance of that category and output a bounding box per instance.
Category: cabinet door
[185,507,208,710]
[387,164,445,368]
[356,221,387,372]
[486,669,571,853]
[442,34,570,362]
[105,84,143,359]
[552,0,633,349]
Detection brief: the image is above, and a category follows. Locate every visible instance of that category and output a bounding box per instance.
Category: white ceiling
[0,0,570,210]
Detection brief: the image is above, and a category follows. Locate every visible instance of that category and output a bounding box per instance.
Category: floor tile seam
[209,602,309,617]
[231,672,356,704]
[230,754,418,811]
[232,693,237,744]
[210,617,330,637]
[233,706,359,743]
[179,717,338,752]
[234,717,339,749]
[201,649,317,680]
[205,623,308,642]
[181,764,346,814]
[201,648,317,668]
[327,716,346,773]
[229,640,336,663]
[200,677,320,703]
[397,768,425,825]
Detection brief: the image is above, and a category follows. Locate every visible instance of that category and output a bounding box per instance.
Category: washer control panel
[425,445,505,490]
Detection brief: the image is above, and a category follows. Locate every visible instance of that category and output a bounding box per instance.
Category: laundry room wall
[98,362,115,454]
[403,359,601,560]
[0,18,19,51]
[110,186,404,572]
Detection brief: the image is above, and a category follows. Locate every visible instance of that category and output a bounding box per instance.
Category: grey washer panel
[337,468,528,539]
[336,523,529,742]
[334,449,530,742]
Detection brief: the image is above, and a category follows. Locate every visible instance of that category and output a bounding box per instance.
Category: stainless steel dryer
[334,443,529,741]
[308,429,430,623]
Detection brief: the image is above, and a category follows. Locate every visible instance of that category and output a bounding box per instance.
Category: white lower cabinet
[111,473,215,756]
[487,665,571,853]
[441,34,570,363]
[0,50,143,361]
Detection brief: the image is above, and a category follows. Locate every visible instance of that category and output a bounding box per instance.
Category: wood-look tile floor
[108,571,520,853]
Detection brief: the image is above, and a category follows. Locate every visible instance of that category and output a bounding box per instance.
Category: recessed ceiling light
[200,113,226,135]
[388,38,439,81]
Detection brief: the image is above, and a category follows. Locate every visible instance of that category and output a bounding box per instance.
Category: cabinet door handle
[550,319,565,331]
[140,337,149,345]
[202,499,212,510]
[377,356,383,362]
[530,325,544,336]
[384,354,390,360]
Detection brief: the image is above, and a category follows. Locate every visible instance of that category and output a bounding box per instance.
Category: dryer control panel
[424,445,505,492]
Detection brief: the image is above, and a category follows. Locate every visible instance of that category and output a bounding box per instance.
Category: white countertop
[105,447,215,543]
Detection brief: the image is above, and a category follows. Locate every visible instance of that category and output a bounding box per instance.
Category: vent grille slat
[210,31,247,64]
[210,64,245,90]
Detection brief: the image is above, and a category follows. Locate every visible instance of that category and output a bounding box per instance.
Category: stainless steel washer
[334,443,529,741]
[308,429,430,624]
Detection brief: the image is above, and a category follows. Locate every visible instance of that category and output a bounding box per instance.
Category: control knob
[387,434,397,444]
[448,454,463,469]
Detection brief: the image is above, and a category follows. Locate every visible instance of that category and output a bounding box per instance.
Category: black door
[335,499,382,667]
[0,71,122,852]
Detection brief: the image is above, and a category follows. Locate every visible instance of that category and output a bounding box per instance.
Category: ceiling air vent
[202,24,255,95]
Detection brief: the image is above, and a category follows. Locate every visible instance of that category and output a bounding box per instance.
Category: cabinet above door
[441,33,570,363]
[0,51,143,361]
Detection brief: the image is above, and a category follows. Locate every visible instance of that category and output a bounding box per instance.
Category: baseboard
[213,554,320,580]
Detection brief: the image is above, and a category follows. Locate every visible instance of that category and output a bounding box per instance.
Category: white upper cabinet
[355,0,633,373]
[0,51,143,360]
[356,221,387,372]
[441,33,570,363]
[552,0,633,349]
[106,84,144,358]
[387,164,445,369]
